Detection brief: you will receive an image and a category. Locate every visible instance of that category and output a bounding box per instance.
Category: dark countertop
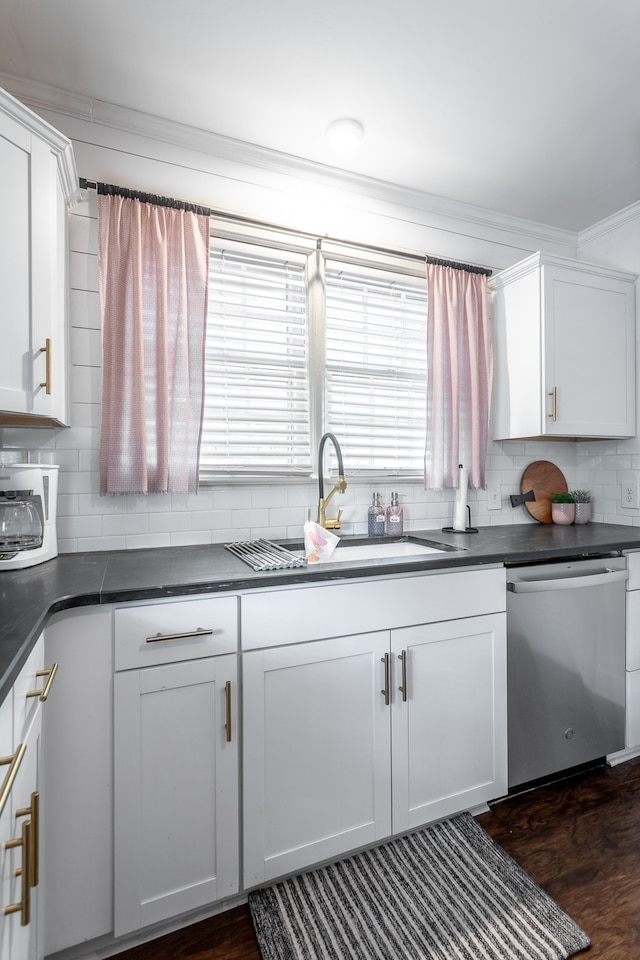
[3,521,640,705]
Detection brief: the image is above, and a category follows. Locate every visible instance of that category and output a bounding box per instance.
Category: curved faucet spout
[317,433,347,529]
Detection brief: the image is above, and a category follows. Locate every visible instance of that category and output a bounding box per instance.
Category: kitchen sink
[290,535,465,564]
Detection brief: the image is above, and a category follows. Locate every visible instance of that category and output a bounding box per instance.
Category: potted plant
[551,492,575,525]
[571,489,592,524]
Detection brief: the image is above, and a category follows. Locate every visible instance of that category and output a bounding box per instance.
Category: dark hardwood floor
[112,756,640,960]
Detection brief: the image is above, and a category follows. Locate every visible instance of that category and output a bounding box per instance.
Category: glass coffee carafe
[0,495,44,551]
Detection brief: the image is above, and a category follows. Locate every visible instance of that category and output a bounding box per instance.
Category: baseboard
[607,746,640,766]
[45,894,249,960]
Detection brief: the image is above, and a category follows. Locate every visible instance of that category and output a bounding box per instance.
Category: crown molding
[0,81,79,204]
[578,200,640,247]
[0,71,578,250]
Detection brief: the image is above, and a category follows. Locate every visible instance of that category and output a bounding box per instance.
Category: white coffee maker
[0,464,59,570]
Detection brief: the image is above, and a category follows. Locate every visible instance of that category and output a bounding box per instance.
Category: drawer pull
[15,791,39,887]
[146,628,214,643]
[224,680,232,743]
[548,385,557,421]
[0,742,27,817]
[26,662,59,701]
[4,819,31,925]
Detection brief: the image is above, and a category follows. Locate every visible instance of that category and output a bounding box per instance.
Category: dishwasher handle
[507,567,628,593]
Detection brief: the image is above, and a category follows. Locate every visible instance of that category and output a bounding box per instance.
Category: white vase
[574,502,591,524]
[552,503,575,524]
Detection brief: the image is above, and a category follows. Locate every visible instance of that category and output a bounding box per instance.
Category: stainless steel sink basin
[290,535,464,564]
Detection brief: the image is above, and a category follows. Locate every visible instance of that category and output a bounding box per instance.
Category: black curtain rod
[79,179,211,217]
[79,178,492,277]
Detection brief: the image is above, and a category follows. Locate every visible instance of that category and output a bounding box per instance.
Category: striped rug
[248,813,590,960]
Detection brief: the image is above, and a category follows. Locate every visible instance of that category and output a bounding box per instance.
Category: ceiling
[1,0,640,232]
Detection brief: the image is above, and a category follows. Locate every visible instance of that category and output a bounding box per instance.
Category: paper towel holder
[442,505,478,534]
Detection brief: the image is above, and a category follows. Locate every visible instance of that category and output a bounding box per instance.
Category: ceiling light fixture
[325,118,365,154]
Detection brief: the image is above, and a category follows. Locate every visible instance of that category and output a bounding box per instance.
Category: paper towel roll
[453,465,469,532]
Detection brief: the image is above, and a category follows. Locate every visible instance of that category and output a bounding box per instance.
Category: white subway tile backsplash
[230,508,269,528]
[102,513,149,537]
[170,530,212,546]
[76,535,126,552]
[212,488,253,510]
[125,533,172,549]
[190,510,232,531]
[147,512,191,534]
[57,515,104,539]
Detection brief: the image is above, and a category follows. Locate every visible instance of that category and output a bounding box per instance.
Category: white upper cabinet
[0,86,78,426]
[490,252,636,440]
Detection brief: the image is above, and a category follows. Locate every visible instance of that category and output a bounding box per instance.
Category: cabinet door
[243,632,391,887]
[114,654,239,937]
[0,110,32,416]
[43,608,113,956]
[6,703,41,960]
[0,94,72,426]
[0,691,14,960]
[391,613,507,832]
[543,264,635,437]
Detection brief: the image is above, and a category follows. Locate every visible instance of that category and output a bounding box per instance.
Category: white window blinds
[199,231,429,481]
[200,243,311,476]
[324,264,427,474]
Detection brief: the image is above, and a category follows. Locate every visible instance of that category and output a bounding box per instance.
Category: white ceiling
[1,0,640,232]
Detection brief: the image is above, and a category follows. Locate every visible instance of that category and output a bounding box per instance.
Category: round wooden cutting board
[520,460,569,523]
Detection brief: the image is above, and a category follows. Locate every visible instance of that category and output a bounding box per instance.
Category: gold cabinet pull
[548,386,557,421]
[26,662,59,702]
[224,680,232,743]
[398,649,408,702]
[0,742,27,817]
[15,791,39,887]
[39,338,52,395]
[146,628,214,643]
[5,819,31,925]
[380,653,390,706]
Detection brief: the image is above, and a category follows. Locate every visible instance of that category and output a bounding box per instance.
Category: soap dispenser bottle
[368,492,386,537]
[385,492,403,537]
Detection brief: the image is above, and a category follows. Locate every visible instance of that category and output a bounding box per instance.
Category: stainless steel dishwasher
[506,555,627,789]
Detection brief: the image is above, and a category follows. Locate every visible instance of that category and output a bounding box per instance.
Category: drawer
[114,595,238,670]
[241,566,506,650]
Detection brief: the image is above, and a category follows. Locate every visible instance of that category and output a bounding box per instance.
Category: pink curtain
[425,263,492,490]
[97,192,209,494]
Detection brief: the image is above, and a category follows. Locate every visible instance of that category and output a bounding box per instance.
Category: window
[199,228,428,481]
[201,241,311,476]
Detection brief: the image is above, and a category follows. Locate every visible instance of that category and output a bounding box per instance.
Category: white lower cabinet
[43,607,113,956]
[113,597,239,938]
[391,615,507,833]
[243,632,392,887]
[625,551,640,748]
[2,633,54,960]
[37,570,507,954]
[242,568,507,886]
